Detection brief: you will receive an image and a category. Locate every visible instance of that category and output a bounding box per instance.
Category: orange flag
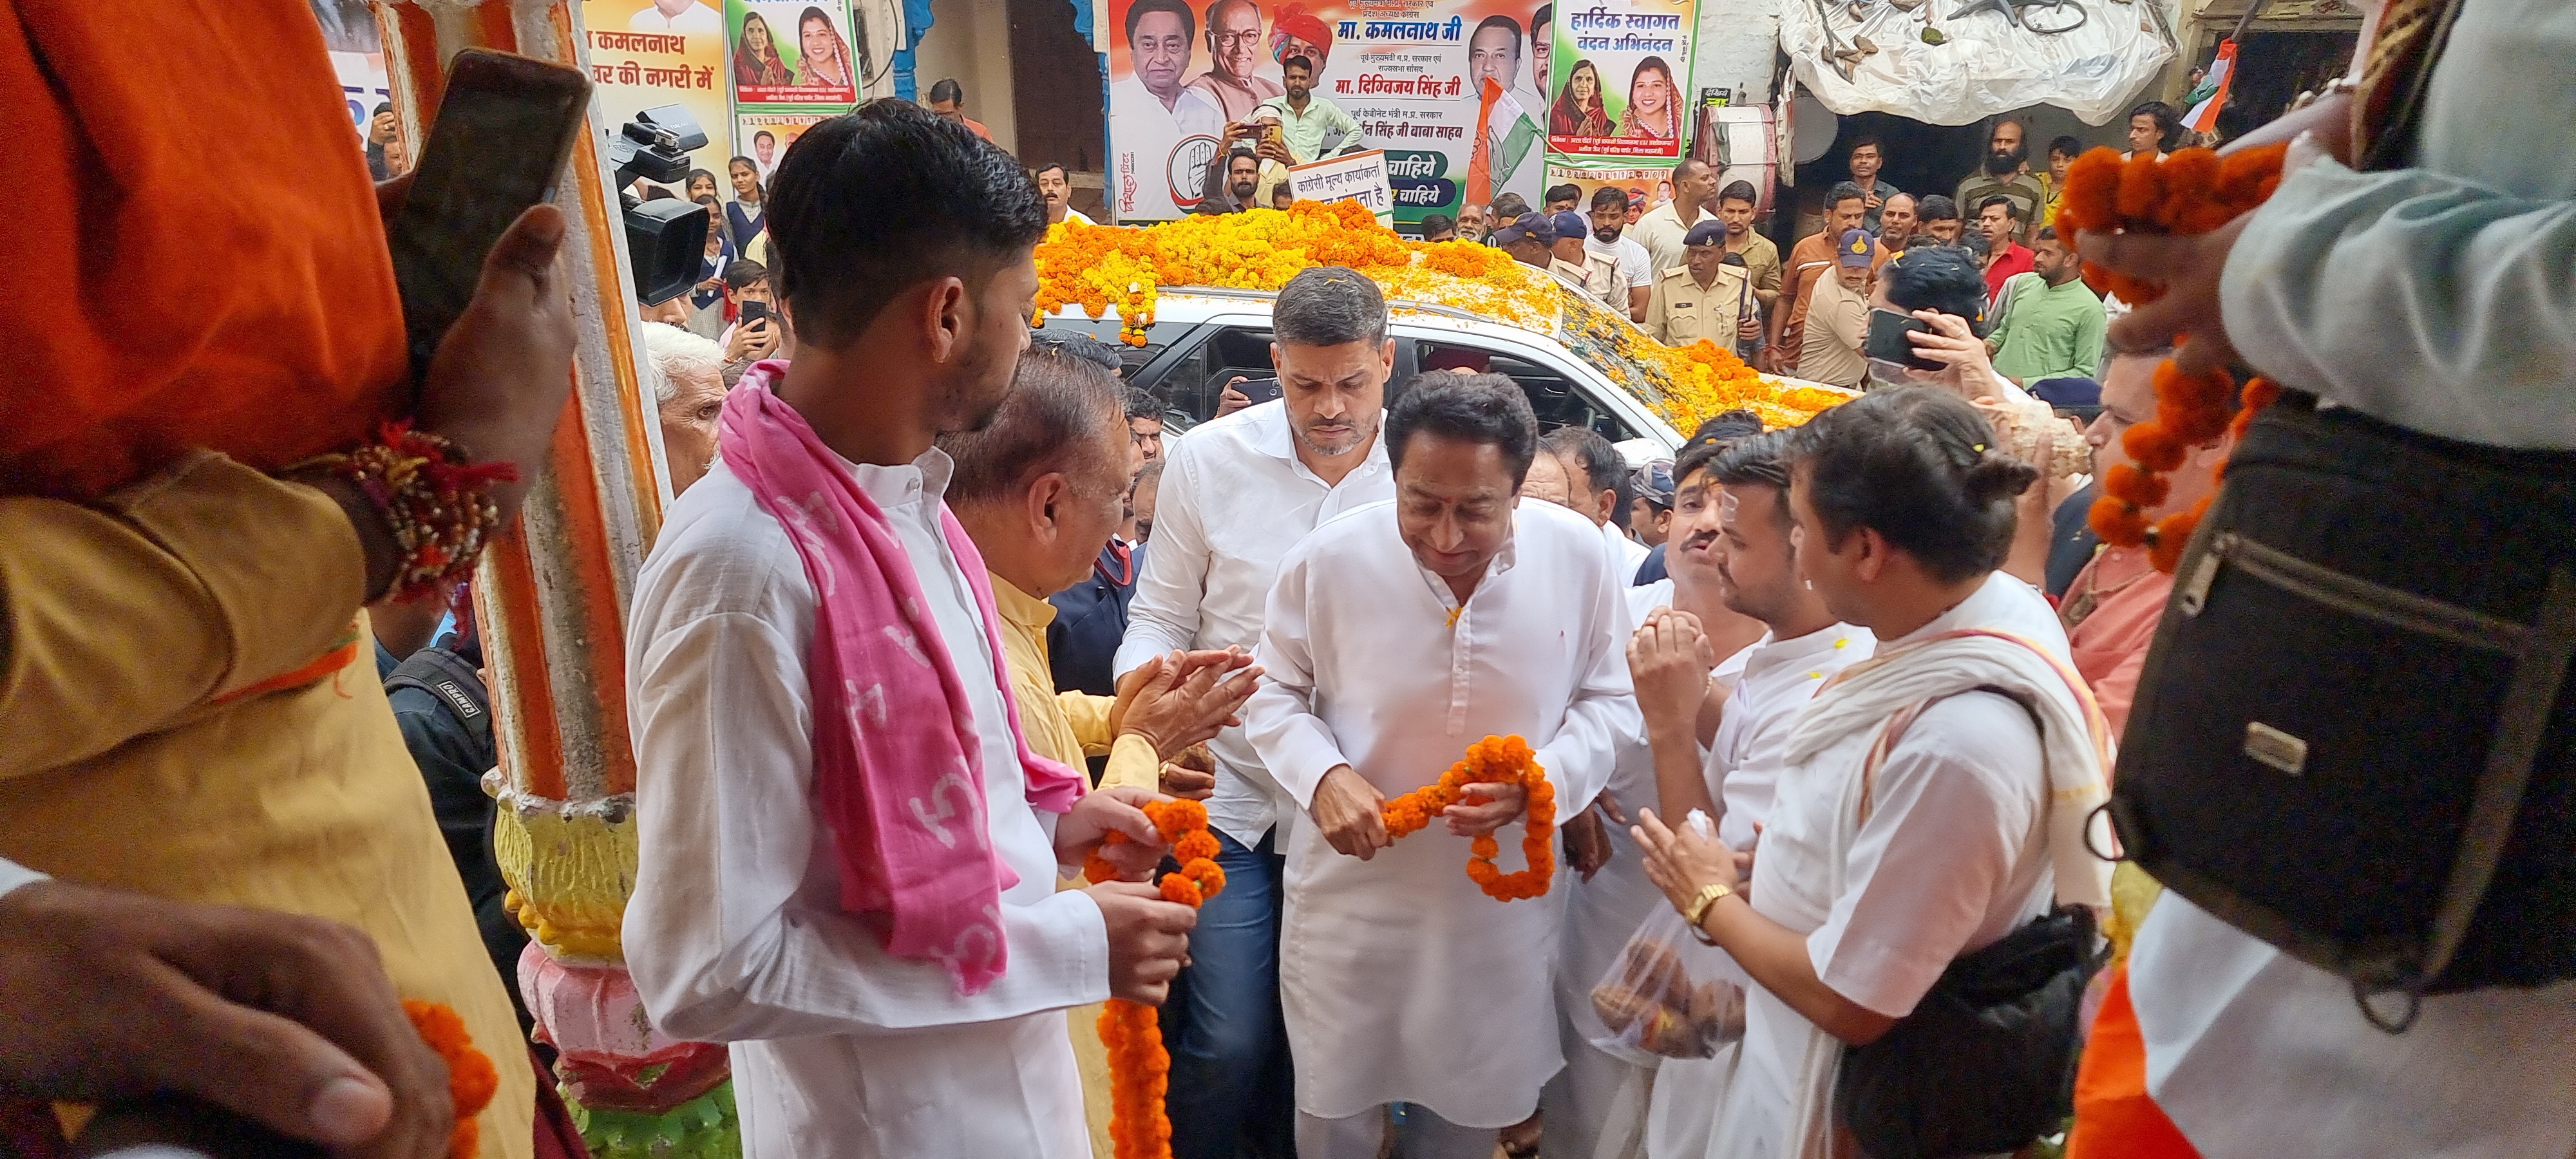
[1463,76,1504,209]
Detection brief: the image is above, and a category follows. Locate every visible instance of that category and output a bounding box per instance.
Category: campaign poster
[736,111,838,184]
[580,0,735,190]
[1103,0,1553,224]
[1547,0,1695,160]
[1542,164,1674,214]
[724,0,873,106]
[1287,149,1396,224]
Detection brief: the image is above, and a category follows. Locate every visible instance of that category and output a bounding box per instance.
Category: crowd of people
[6,3,2572,1159]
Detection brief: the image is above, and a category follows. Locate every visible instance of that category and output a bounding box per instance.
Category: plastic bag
[1587,811,1754,1062]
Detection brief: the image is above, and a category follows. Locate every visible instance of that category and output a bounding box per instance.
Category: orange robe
[0,0,406,499]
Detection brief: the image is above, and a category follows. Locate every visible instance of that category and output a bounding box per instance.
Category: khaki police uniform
[1645,263,1754,347]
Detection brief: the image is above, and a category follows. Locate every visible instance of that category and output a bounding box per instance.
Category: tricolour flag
[2185,41,2237,133]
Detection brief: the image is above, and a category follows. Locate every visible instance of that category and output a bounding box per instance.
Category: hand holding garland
[1083,799,1228,1159]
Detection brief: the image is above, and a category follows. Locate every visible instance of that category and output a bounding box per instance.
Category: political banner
[1104,0,1554,224]
[735,111,837,185]
[724,0,867,106]
[1288,149,1396,223]
[1547,0,1694,160]
[582,0,735,190]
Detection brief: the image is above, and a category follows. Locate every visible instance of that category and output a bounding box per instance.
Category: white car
[1038,282,1716,466]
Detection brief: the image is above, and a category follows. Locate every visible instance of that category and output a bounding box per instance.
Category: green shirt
[1253,94,1361,164]
[1989,272,2107,384]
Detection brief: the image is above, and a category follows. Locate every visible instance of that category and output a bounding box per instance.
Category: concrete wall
[913,0,1021,156]
[1691,0,1785,108]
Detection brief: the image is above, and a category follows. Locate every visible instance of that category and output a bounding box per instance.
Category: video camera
[610,104,712,306]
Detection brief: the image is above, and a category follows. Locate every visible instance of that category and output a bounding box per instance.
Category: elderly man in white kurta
[620,104,1195,1158]
[1242,373,1639,1159]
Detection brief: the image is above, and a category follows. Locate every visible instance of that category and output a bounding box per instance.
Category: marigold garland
[402,999,499,1159]
[1081,798,1227,1159]
[1032,202,1849,433]
[1377,734,1558,902]
[2058,144,2291,572]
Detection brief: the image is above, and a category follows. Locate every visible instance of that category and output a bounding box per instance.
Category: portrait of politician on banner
[1549,0,1693,160]
[1106,0,1549,224]
[726,0,866,106]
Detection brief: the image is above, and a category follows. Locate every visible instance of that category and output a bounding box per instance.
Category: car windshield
[1549,281,1680,416]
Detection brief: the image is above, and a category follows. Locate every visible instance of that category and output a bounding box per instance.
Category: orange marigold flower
[402,1000,497,1159]
[2058,147,2126,234]
[2088,496,2152,546]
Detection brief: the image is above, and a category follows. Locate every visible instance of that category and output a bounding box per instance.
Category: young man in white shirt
[1631,387,2114,1159]
[623,102,1199,1159]
[1584,185,1654,322]
[1625,428,1873,1157]
[1243,372,1638,1159]
[1116,267,1399,1159]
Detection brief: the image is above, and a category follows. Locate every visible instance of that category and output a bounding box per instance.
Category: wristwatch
[1681,881,1734,945]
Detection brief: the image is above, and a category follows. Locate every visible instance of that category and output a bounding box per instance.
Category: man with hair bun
[1630,387,2114,1159]
[1243,372,1637,1159]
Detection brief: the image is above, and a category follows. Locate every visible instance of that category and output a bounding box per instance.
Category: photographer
[1200,117,1294,212]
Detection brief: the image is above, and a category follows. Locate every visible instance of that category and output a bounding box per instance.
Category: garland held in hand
[2054,144,2289,572]
[403,999,500,1159]
[1083,798,1227,1159]
[1379,734,1557,902]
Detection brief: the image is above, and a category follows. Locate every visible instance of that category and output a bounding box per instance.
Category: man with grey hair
[641,321,728,495]
[1119,265,1397,1158]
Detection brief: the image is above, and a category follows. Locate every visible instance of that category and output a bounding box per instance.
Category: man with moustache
[1184,0,1283,124]
[1244,373,1634,1159]
[1118,269,1400,1158]
[1956,118,2046,229]
[1878,191,1921,256]
[1528,5,1553,111]
[1465,14,1544,202]
[1115,0,1223,217]
[1034,162,1093,226]
[1627,428,1871,1158]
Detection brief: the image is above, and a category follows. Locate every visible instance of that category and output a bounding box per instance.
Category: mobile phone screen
[386,49,592,381]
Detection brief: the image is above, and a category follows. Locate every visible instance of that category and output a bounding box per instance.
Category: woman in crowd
[1619,56,1681,139]
[726,155,768,250]
[684,167,721,205]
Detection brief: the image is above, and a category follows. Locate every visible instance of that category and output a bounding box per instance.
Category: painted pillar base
[565,1080,741,1159]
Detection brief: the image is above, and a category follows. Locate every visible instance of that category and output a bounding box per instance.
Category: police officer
[1646,220,1761,348]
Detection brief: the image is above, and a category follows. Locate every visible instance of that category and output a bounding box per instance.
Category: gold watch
[1681,881,1734,945]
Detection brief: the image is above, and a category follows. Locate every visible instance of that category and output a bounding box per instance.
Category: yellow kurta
[992,572,1162,1159]
[0,453,533,1157]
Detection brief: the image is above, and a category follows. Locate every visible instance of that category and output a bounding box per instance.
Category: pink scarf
[717,361,1086,995]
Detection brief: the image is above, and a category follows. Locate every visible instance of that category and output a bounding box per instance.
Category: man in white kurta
[1242,375,1638,1158]
[625,448,1114,1156]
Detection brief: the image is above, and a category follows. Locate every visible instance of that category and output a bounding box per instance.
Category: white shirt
[1109,75,1224,220]
[1242,498,1639,1126]
[1056,208,1094,226]
[1600,519,1649,587]
[1117,399,1394,851]
[2130,896,2576,1159]
[1582,231,1653,306]
[1714,573,2069,1158]
[1629,200,1713,279]
[624,450,1106,1159]
[627,0,722,32]
[1705,622,1874,851]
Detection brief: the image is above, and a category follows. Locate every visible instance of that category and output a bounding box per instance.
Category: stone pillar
[374,3,738,1154]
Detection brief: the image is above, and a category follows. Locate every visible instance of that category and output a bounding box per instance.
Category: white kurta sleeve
[0,856,44,899]
[1805,693,2046,1019]
[625,611,1110,1045]
[1537,559,1640,813]
[2221,157,2576,448]
[1116,441,1212,677]
[1240,540,1351,811]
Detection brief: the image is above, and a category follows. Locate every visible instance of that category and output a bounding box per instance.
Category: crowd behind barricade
[7,5,2573,1159]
